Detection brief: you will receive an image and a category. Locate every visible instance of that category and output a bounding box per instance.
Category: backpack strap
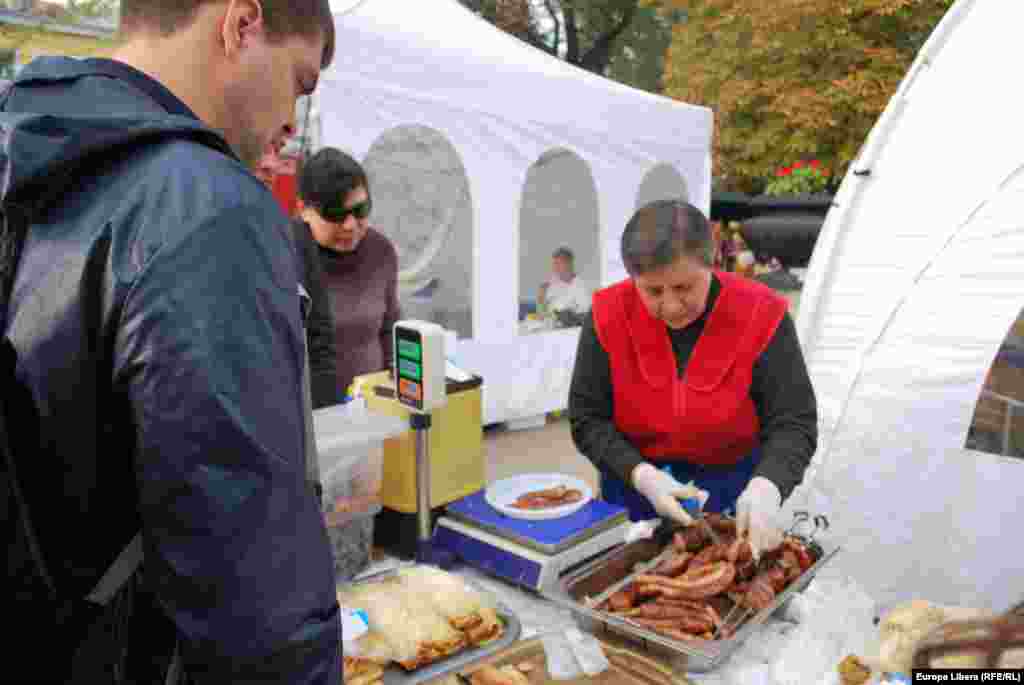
[86,534,144,605]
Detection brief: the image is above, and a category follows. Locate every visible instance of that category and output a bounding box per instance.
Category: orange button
[399,379,422,401]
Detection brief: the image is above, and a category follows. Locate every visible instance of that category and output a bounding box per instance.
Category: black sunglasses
[320,198,372,223]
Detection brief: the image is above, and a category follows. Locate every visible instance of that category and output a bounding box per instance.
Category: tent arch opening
[635,162,690,211]
[517,147,601,333]
[362,123,476,340]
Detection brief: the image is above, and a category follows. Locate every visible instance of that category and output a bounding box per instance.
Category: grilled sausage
[652,552,692,577]
[634,583,664,599]
[631,613,714,634]
[690,542,730,568]
[704,513,738,536]
[635,561,737,600]
[675,526,706,552]
[608,586,636,611]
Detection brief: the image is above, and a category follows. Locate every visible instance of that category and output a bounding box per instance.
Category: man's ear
[220,0,265,59]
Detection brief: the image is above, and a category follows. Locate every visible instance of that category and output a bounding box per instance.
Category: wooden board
[423,637,694,685]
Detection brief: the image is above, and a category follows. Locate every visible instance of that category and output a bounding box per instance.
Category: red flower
[810,160,821,169]
[781,167,792,176]
[793,161,804,169]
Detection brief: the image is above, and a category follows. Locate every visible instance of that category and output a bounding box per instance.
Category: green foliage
[764,160,830,196]
[459,0,681,91]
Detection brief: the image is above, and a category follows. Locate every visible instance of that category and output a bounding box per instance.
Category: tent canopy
[790,0,1024,613]
[318,0,712,424]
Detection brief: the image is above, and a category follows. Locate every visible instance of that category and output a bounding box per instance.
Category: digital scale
[434,490,632,593]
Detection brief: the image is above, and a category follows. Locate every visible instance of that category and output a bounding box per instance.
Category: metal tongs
[585,534,677,609]
[681,497,721,546]
[714,511,830,639]
[587,502,719,610]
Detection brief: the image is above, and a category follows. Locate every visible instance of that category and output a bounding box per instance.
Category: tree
[662,0,954,193]
[66,0,119,23]
[460,0,681,83]
[607,3,683,93]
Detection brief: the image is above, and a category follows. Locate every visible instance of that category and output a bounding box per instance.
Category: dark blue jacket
[1,58,340,683]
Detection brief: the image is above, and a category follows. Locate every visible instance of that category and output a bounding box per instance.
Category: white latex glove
[736,476,783,561]
[631,463,709,527]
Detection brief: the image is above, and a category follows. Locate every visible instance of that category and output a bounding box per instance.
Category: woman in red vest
[568,200,817,558]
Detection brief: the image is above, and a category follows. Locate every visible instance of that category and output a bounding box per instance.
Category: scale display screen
[395,327,424,408]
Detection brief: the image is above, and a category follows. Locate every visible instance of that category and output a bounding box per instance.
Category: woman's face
[308,185,371,253]
[633,255,712,330]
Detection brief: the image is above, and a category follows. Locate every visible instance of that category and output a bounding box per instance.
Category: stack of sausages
[597,514,816,642]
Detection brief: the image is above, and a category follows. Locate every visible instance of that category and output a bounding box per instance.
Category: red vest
[591,272,787,466]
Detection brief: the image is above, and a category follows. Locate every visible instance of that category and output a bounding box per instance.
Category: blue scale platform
[443,489,629,556]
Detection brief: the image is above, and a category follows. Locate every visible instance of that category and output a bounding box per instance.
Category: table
[352,554,875,685]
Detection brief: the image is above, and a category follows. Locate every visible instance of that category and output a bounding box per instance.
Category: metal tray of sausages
[539,513,841,673]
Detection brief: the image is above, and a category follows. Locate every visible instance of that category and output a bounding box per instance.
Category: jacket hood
[0,59,234,216]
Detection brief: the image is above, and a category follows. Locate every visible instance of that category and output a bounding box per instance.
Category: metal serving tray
[343,565,523,685]
[540,518,840,673]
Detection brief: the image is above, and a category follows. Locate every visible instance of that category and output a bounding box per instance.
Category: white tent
[318,0,712,424]
[788,0,1024,614]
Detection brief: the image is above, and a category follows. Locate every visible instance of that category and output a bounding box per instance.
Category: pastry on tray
[338,566,506,673]
[343,656,384,685]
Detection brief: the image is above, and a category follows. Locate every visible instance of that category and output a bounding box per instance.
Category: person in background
[538,246,590,319]
[568,200,817,560]
[291,154,339,409]
[297,147,401,399]
[254,122,295,188]
[1,0,340,682]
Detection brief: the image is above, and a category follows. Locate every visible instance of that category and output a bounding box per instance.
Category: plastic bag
[772,571,878,685]
[338,576,463,667]
[564,629,610,677]
[397,565,498,624]
[541,631,582,680]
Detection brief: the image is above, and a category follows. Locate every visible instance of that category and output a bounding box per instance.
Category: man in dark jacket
[1,1,341,683]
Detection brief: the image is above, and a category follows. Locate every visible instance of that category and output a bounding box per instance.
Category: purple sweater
[318,227,401,395]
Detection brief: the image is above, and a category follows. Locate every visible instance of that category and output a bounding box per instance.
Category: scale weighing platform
[434,490,631,593]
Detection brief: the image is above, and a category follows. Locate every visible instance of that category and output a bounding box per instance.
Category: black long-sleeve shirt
[568,275,817,500]
[292,219,339,409]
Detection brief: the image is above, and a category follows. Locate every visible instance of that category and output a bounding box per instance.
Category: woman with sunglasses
[294,147,401,407]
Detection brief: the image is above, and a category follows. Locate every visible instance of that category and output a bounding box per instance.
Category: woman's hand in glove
[736,476,783,561]
[631,463,710,527]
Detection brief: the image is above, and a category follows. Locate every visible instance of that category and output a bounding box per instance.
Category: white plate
[485,473,593,521]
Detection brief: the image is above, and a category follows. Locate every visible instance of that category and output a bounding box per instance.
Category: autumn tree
[663,0,953,193]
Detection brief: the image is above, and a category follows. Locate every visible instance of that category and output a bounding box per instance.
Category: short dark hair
[553,247,574,262]
[120,0,336,68]
[621,200,713,276]
[298,147,369,211]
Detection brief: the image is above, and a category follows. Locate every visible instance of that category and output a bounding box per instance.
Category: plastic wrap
[397,565,498,625]
[338,577,464,667]
[771,570,878,685]
[564,628,610,676]
[540,631,582,680]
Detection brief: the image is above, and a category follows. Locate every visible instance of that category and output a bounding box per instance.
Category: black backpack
[0,80,236,684]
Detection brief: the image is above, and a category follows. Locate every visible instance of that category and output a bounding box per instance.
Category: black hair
[621,199,713,276]
[552,247,574,262]
[297,147,369,211]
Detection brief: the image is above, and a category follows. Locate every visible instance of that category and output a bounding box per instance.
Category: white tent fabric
[318,0,712,424]
[789,0,1024,613]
